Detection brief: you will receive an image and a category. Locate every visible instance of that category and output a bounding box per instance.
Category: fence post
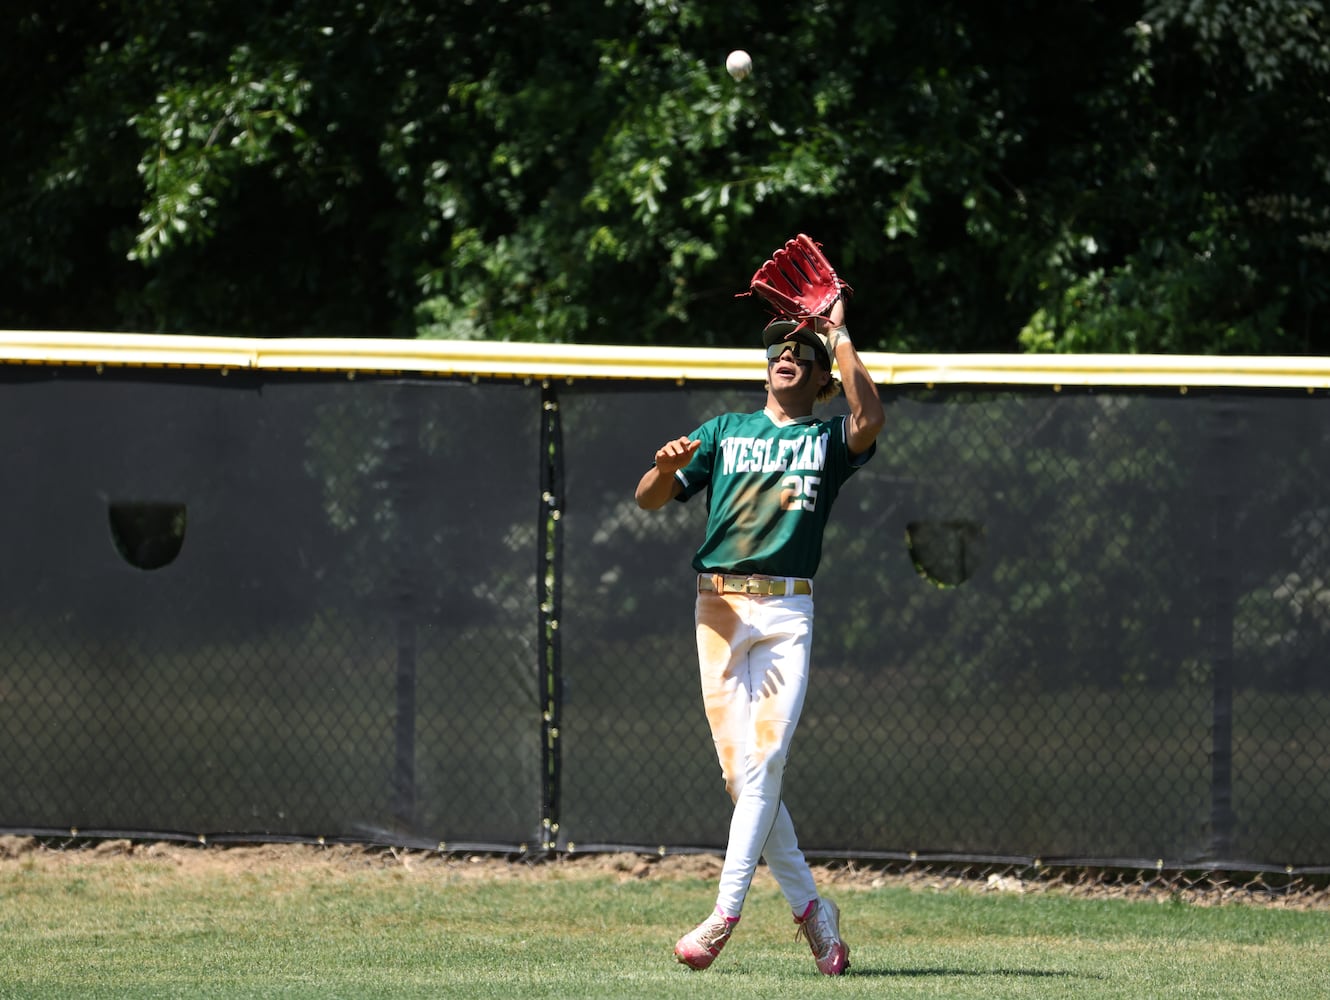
[539,383,565,854]
[392,386,424,829]
[1207,399,1237,860]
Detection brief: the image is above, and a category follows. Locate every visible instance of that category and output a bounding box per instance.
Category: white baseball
[726,50,752,81]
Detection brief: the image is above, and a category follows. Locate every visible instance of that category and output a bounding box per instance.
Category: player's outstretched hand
[653,436,701,475]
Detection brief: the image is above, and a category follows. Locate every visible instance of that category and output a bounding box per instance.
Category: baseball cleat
[794,897,850,975]
[674,908,739,970]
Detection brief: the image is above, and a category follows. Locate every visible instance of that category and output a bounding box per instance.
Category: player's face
[767,344,828,397]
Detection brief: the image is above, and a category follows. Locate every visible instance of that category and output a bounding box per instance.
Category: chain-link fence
[2,364,1327,875]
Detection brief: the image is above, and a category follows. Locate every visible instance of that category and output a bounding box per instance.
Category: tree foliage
[3,0,1328,353]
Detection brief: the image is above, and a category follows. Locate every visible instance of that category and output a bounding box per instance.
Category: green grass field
[1,843,1327,999]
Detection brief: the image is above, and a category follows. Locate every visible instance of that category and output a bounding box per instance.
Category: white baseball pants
[694,590,819,918]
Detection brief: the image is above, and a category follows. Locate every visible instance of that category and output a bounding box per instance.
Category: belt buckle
[744,578,763,595]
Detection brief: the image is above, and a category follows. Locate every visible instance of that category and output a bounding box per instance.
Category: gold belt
[697,573,813,596]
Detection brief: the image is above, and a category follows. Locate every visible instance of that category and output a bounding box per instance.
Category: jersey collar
[762,407,817,427]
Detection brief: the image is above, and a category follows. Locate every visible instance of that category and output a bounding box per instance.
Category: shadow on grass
[706,964,1097,981]
[855,967,1098,980]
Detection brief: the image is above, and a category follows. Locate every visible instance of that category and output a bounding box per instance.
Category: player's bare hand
[653,437,701,474]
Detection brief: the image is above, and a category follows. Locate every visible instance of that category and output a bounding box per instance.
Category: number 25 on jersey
[781,475,821,511]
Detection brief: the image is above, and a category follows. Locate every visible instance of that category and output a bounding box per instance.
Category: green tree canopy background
[4,0,1328,354]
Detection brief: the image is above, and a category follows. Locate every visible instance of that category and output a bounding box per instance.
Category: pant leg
[696,592,818,917]
[760,802,819,914]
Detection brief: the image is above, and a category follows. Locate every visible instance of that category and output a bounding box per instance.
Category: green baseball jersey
[675,408,874,578]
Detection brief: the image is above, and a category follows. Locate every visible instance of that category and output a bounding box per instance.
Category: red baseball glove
[743,233,851,321]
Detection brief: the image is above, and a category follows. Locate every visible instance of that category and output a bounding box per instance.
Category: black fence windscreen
[3,365,1328,872]
[0,369,543,851]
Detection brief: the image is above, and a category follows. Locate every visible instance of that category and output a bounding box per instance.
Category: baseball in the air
[726,50,752,81]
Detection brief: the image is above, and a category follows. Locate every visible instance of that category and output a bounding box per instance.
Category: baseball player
[634,284,884,976]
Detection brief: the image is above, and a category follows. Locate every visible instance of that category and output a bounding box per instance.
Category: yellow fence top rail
[5,330,1330,389]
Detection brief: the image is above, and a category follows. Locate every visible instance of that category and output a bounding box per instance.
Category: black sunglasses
[766,341,821,363]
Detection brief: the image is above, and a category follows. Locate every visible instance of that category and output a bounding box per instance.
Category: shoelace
[794,904,835,957]
[695,914,735,950]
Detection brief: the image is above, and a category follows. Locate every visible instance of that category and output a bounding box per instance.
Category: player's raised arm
[635,436,700,509]
[817,299,883,457]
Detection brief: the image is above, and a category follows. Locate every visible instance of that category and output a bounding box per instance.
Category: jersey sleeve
[828,414,876,488]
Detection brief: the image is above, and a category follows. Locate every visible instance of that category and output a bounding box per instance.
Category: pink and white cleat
[674,907,739,970]
[794,897,850,975]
